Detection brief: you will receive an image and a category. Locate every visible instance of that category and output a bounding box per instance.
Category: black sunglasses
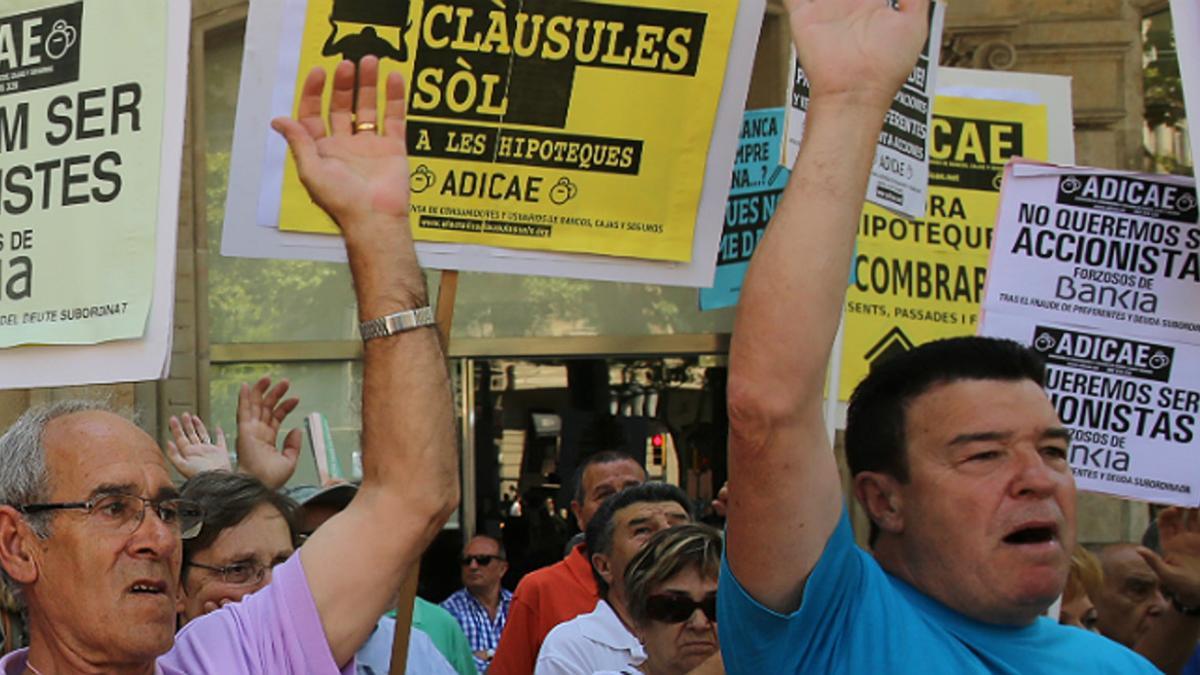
[644,593,717,624]
[462,554,502,566]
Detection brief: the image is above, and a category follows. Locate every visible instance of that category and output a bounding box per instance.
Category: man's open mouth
[1002,523,1058,545]
[129,580,168,595]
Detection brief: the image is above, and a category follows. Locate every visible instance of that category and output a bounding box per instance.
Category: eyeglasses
[16,494,205,539]
[187,559,275,586]
[644,593,717,624]
[461,554,502,566]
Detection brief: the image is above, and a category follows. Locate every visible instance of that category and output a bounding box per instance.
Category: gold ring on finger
[355,121,377,133]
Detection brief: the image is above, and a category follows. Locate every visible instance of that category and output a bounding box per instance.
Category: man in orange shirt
[490,451,644,675]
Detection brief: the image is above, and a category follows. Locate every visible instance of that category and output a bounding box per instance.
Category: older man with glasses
[442,535,512,673]
[0,55,460,675]
[0,401,208,673]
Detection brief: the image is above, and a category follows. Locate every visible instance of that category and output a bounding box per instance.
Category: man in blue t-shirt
[718,1,1162,672]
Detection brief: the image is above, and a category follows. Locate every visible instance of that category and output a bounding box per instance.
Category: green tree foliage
[1143,10,1192,176]
[207,149,358,343]
[1144,13,1185,130]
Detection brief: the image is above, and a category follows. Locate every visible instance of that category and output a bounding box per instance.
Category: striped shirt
[442,588,513,674]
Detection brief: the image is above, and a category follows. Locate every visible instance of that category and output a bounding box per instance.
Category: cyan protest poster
[699,107,788,311]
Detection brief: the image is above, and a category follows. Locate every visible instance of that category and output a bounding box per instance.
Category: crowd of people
[0,0,1197,673]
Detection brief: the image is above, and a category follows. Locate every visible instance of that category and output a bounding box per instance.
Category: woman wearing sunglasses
[598,524,724,675]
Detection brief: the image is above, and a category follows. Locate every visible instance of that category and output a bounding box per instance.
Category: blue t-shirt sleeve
[1185,645,1200,675]
[718,505,870,675]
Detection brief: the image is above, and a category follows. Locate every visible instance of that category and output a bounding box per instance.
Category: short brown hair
[180,471,300,582]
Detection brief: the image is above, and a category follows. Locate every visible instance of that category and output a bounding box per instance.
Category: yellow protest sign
[839,96,1049,399]
[278,0,739,263]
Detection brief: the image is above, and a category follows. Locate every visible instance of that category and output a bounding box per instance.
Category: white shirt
[534,599,646,675]
[356,615,458,675]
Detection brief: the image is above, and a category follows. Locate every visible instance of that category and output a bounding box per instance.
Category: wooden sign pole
[389,269,460,674]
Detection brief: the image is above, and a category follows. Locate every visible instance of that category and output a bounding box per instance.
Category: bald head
[43,410,168,495]
[1092,543,1166,647]
[46,409,161,460]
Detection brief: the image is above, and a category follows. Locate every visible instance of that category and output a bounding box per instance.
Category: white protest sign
[784,0,945,218]
[983,312,1200,507]
[982,162,1200,346]
[0,0,186,389]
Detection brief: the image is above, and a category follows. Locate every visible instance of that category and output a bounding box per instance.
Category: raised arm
[724,0,929,613]
[272,56,460,666]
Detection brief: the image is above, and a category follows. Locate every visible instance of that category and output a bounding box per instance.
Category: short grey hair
[0,399,131,598]
[584,482,693,597]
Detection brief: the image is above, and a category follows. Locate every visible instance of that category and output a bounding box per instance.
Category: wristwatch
[358,306,436,340]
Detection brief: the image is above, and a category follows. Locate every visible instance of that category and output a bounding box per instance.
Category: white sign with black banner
[983,162,1200,346]
[0,0,187,389]
[982,312,1200,507]
[784,0,945,218]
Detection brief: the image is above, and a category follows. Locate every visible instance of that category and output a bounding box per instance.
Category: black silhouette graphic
[322,0,412,64]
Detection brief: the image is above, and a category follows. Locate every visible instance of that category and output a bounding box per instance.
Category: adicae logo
[1149,351,1171,370]
[1059,176,1082,195]
[410,165,436,194]
[44,19,77,60]
[549,177,578,205]
[1034,332,1057,352]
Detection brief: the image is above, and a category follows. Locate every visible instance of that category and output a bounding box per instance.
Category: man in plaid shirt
[443,535,514,673]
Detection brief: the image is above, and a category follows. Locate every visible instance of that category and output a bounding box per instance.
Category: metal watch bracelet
[359,306,436,340]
